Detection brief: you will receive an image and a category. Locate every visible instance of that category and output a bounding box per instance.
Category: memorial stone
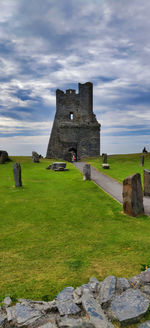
[144,169,150,196]
[103,153,107,164]
[140,155,144,167]
[32,151,39,163]
[122,173,144,216]
[13,163,22,187]
[0,150,9,164]
[83,164,91,180]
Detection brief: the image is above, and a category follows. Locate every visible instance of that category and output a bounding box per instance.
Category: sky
[0,0,150,156]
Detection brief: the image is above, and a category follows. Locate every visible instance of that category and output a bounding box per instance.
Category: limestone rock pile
[1,270,150,327]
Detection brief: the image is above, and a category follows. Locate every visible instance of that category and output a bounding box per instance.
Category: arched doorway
[68,147,77,162]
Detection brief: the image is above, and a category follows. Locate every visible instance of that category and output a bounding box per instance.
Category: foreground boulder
[111,289,149,325]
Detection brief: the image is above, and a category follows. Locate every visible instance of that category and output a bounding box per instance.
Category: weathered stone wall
[46,82,100,160]
[1,269,150,328]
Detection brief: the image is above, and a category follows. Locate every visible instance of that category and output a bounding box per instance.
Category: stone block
[100,276,116,307]
[122,173,144,216]
[83,164,91,180]
[102,164,110,169]
[144,169,150,196]
[51,162,66,171]
[111,289,149,325]
[82,291,114,328]
[139,321,150,328]
[13,163,22,187]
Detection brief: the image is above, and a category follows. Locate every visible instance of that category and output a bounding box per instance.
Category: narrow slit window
[70,112,74,120]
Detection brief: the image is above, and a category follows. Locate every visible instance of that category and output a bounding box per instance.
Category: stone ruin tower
[46,82,100,160]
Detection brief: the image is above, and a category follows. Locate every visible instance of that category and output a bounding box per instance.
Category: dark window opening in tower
[70,112,74,120]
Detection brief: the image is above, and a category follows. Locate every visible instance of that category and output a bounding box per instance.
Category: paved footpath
[74,162,150,216]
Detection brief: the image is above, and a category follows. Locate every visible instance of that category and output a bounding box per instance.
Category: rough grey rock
[128,275,142,288]
[141,285,150,298]
[0,310,6,326]
[100,276,116,306]
[140,269,150,283]
[82,291,114,328]
[83,164,91,180]
[56,316,95,328]
[138,321,150,328]
[37,323,57,328]
[32,151,40,163]
[56,287,74,302]
[57,300,81,316]
[26,300,57,313]
[111,289,149,324]
[3,296,12,307]
[7,303,43,326]
[116,278,130,294]
[89,277,101,296]
[13,163,22,187]
[122,173,144,217]
[103,153,107,164]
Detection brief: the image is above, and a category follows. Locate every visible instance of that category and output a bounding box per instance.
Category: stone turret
[46,82,100,160]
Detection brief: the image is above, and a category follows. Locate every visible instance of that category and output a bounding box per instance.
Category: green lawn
[0,156,150,304]
[85,153,150,183]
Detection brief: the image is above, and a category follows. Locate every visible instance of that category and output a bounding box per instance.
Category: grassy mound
[0,156,150,301]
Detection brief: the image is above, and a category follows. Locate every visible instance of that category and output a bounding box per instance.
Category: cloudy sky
[0,0,150,155]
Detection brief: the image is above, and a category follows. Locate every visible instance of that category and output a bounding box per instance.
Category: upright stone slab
[83,164,91,180]
[0,150,8,164]
[103,153,107,164]
[144,169,150,196]
[122,173,144,216]
[13,163,22,187]
[32,151,39,163]
[140,155,144,167]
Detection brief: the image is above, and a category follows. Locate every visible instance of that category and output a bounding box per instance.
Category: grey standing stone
[138,321,150,328]
[82,291,114,328]
[103,153,107,164]
[83,164,91,180]
[100,276,116,307]
[122,173,144,216]
[13,163,22,187]
[32,151,40,163]
[144,169,150,196]
[140,155,145,167]
[89,277,101,295]
[0,150,9,164]
[111,289,149,325]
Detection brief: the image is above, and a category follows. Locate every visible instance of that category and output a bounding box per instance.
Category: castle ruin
[46,82,100,160]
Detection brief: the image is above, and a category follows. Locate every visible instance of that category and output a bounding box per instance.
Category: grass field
[0,155,150,305]
[85,153,150,183]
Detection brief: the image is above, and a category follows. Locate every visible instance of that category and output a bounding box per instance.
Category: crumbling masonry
[46,82,100,160]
